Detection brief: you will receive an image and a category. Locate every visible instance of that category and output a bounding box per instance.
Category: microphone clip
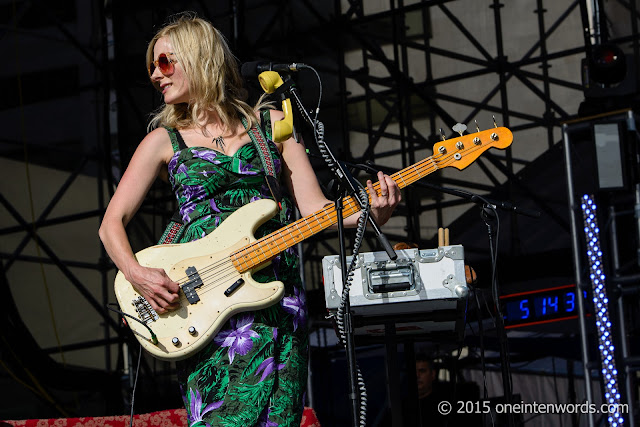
[271,75,296,101]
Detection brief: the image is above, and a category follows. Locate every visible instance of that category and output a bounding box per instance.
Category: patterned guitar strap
[243,111,284,210]
[158,111,282,245]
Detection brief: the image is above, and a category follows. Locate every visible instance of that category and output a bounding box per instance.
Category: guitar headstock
[432,127,513,170]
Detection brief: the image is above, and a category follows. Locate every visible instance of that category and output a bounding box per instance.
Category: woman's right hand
[127,264,181,314]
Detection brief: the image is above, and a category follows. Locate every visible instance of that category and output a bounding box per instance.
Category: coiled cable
[293,64,370,426]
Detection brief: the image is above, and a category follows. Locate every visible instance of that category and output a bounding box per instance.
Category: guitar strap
[243,111,283,210]
[158,111,282,245]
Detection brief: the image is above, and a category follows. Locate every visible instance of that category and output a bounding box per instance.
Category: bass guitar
[114,126,513,360]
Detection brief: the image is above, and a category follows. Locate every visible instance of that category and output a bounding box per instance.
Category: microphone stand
[334,183,362,427]
[281,75,400,427]
[283,75,398,259]
[480,205,515,427]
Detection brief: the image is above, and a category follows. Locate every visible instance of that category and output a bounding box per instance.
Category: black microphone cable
[106,303,147,427]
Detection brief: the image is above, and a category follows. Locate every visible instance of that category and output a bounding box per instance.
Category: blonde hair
[146,12,267,135]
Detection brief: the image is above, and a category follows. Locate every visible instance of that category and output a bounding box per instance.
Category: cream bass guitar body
[113,126,513,361]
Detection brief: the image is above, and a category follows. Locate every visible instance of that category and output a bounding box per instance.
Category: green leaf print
[242,337,274,380]
[228,188,252,205]
[218,410,260,427]
[280,335,294,360]
[168,120,308,426]
[229,378,273,407]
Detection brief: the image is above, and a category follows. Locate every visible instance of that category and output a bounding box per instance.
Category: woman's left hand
[366,171,401,226]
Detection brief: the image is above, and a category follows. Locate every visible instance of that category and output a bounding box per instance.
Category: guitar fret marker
[287,227,296,243]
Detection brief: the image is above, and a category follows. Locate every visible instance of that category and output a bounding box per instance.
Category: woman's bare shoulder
[132,127,174,164]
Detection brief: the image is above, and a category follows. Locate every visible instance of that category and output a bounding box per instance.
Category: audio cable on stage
[289,63,369,427]
[107,303,158,345]
[106,303,150,427]
[331,187,370,427]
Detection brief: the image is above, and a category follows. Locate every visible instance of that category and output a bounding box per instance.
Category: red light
[589,43,626,85]
[596,49,617,65]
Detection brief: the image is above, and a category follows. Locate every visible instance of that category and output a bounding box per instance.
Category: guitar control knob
[172,337,180,347]
[188,326,197,336]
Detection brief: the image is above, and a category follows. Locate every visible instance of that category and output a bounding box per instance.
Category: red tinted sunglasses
[148,52,178,76]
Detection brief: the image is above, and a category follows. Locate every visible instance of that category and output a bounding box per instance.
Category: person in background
[414,355,452,426]
[412,354,481,427]
[98,12,400,427]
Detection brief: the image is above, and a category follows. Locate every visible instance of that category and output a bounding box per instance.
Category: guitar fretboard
[229,126,511,273]
[230,155,439,272]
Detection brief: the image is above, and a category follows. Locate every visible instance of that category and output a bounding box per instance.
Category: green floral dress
[163,115,308,427]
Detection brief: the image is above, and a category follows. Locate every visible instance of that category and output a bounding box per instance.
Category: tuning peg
[474,120,480,133]
[439,128,446,141]
[493,115,498,128]
[452,123,467,136]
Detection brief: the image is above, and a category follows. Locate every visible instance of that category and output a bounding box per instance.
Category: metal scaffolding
[2,0,640,421]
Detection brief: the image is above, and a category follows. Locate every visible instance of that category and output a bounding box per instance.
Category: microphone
[258,71,293,142]
[241,61,304,78]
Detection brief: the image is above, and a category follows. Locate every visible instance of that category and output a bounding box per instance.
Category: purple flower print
[250,195,263,203]
[179,185,207,222]
[180,201,197,223]
[213,314,260,363]
[169,152,180,171]
[177,163,189,176]
[168,152,181,184]
[256,406,279,427]
[273,157,281,174]
[209,198,221,213]
[281,286,307,331]
[182,184,207,201]
[255,356,286,383]
[192,149,221,164]
[238,160,258,175]
[187,388,223,426]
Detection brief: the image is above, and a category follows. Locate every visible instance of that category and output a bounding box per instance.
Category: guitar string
[169,203,339,286]
[170,152,446,293]
[180,206,341,293]
[167,135,499,290]
[170,154,436,295]
[169,208,338,293]
[179,147,464,301]
[172,204,346,302]
[223,138,481,266]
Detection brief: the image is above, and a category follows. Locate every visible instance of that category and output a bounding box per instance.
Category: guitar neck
[230,155,437,272]
[230,126,513,272]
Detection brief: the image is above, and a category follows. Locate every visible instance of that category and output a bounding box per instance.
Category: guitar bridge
[182,266,203,304]
[132,296,159,324]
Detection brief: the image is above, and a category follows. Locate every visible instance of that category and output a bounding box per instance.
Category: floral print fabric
[165,120,308,427]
